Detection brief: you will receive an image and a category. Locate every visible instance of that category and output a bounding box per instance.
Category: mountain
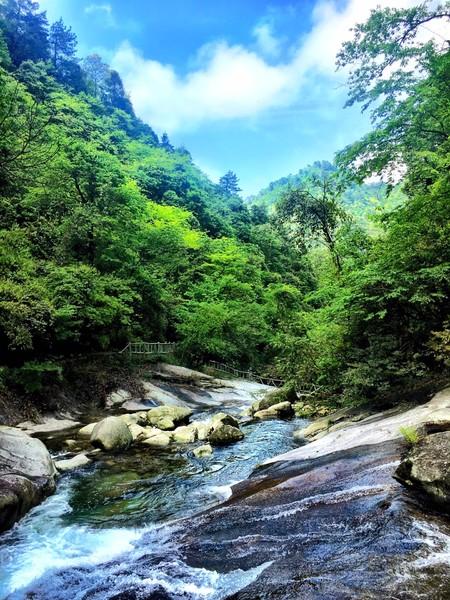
[248,160,405,224]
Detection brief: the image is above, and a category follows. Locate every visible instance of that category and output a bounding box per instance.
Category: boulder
[173,424,198,444]
[90,416,133,451]
[209,423,244,446]
[251,386,296,415]
[254,401,294,420]
[78,422,97,438]
[394,431,450,509]
[193,444,213,458]
[54,453,91,472]
[119,412,147,426]
[105,388,132,408]
[147,406,193,430]
[211,412,240,428]
[0,426,56,532]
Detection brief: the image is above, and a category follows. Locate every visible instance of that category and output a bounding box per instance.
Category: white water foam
[0,480,147,598]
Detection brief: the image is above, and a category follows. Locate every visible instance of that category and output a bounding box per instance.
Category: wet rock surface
[177,440,450,599]
[395,431,450,509]
[0,427,56,532]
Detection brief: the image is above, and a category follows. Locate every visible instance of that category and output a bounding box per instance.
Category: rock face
[90,416,132,451]
[0,426,56,532]
[209,423,244,446]
[394,431,450,509]
[147,406,193,430]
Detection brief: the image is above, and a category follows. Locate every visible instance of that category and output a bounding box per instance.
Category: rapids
[0,381,449,599]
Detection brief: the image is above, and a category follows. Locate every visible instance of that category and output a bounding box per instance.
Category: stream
[0,381,449,599]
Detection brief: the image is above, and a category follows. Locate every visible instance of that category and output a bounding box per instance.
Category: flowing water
[1,392,449,599]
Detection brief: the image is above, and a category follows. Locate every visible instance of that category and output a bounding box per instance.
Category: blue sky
[38,0,420,195]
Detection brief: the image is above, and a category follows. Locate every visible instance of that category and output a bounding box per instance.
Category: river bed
[0,382,449,599]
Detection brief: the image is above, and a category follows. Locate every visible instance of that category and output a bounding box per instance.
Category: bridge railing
[206,360,285,387]
[119,342,177,355]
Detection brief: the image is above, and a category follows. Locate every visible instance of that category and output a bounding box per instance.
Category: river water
[0,392,449,599]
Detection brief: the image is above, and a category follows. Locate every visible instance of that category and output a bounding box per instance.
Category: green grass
[399,425,421,445]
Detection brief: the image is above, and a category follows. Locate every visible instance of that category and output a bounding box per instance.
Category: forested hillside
[0,0,449,409]
[248,160,406,226]
[0,0,311,388]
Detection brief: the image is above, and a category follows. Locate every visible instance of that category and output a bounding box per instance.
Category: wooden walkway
[119,342,285,387]
[119,341,177,355]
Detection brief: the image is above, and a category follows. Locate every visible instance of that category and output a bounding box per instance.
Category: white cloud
[84,3,116,27]
[111,0,443,133]
[252,22,282,58]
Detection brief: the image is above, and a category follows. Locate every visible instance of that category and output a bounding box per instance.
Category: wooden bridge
[119,341,177,356]
[206,360,285,387]
[118,342,285,387]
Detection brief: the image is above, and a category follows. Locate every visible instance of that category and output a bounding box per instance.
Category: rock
[173,424,198,444]
[254,401,294,420]
[293,418,330,442]
[0,426,56,532]
[195,421,214,441]
[153,363,215,385]
[119,412,148,426]
[251,386,296,415]
[63,439,80,451]
[105,388,132,408]
[127,424,150,442]
[147,406,193,430]
[193,444,213,458]
[209,423,244,446]
[141,432,172,447]
[140,381,187,407]
[78,422,97,438]
[16,417,81,436]
[394,431,450,508]
[55,453,91,472]
[90,417,133,451]
[211,412,240,428]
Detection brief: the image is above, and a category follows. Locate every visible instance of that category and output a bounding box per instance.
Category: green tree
[219,170,241,196]
[277,171,348,272]
[0,0,49,66]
